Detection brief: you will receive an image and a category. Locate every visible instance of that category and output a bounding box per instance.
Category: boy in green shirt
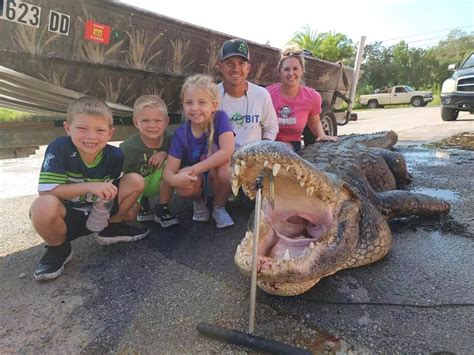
[120,95,178,227]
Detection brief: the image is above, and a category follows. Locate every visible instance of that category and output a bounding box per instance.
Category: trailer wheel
[303,112,338,147]
[320,112,338,136]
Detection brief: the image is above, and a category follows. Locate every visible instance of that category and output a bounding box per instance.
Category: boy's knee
[30,195,64,219]
[121,173,145,193]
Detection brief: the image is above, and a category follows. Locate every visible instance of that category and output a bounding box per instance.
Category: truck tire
[302,112,338,147]
[441,107,459,121]
[411,96,423,107]
[368,100,378,109]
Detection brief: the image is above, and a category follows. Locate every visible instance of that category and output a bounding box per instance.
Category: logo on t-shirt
[43,153,55,170]
[277,105,296,125]
[140,153,154,177]
[140,163,153,177]
[230,112,245,127]
[229,112,261,128]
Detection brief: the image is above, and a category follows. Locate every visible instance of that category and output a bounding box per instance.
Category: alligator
[231,131,450,296]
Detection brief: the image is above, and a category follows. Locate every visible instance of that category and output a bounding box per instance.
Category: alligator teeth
[306,186,314,196]
[300,181,305,187]
[236,245,241,253]
[264,160,269,167]
[232,185,240,196]
[285,165,290,171]
[234,164,241,176]
[272,163,281,176]
[310,242,315,249]
[240,160,246,167]
[283,249,291,260]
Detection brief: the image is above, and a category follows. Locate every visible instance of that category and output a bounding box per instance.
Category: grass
[0,108,58,122]
[0,108,33,122]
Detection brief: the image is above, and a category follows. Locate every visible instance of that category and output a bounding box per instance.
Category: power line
[376,25,474,43]
[407,35,452,44]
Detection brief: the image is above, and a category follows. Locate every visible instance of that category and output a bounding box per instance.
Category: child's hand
[89,182,118,200]
[148,151,167,168]
[174,170,198,189]
[178,166,195,176]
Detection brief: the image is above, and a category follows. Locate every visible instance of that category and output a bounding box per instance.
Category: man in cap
[217,39,278,149]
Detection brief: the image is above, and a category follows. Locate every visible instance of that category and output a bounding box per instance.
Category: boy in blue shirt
[30,96,149,281]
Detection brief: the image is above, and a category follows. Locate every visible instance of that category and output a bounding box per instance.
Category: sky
[119,0,473,49]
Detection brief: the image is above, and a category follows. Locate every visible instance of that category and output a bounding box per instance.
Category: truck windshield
[460,53,474,69]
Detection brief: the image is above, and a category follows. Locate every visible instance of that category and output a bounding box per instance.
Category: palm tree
[289,25,321,54]
[289,25,354,63]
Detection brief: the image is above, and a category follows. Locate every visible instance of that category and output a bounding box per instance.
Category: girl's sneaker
[212,206,234,228]
[193,199,210,222]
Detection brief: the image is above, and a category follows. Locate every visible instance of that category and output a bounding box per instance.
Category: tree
[288,25,321,55]
[289,26,354,64]
[359,41,395,91]
[288,26,474,94]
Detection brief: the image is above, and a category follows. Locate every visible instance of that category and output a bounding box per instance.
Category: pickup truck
[359,85,433,108]
[440,52,474,121]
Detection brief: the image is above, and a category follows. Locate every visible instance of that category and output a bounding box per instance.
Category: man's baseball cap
[219,39,250,61]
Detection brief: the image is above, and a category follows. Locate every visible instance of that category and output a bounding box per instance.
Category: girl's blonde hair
[278,44,305,72]
[180,74,218,157]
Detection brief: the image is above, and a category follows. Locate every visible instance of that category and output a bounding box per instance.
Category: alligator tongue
[263,201,320,259]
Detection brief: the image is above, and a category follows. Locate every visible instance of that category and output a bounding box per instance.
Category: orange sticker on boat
[84,20,111,44]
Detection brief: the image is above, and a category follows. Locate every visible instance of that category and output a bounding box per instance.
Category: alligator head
[231,141,392,296]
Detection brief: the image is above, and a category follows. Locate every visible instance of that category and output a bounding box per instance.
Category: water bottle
[86,199,113,232]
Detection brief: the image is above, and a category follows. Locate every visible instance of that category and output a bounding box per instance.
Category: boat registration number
[0,0,41,28]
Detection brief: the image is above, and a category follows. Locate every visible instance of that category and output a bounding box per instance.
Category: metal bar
[197,323,312,355]
[249,172,264,334]
[347,36,367,116]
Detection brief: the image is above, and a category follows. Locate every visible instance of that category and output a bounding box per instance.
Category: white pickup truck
[359,85,433,108]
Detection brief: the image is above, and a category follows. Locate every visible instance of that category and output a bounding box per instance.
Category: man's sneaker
[96,223,150,246]
[154,204,179,228]
[212,206,234,228]
[34,242,72,281]
[137,197,154,222]
[193,199,210,222]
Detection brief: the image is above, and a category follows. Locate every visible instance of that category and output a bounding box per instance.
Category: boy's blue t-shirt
[38,136,124,207]
[168,110,233,166]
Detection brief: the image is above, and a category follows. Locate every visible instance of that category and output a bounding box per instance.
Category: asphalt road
[1,106,473,354]
[339,106,474,141]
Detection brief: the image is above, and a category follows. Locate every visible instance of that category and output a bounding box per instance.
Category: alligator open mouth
[231,141,360,295]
